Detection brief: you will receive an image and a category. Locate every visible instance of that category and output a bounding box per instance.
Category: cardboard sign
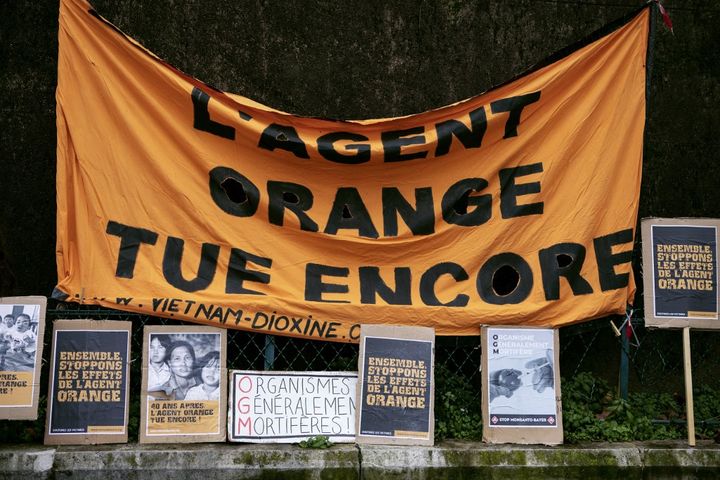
[45,320,131,445]
[0,296,47,420]
[139,325,227,443]
[356,325,434,446]
[228,371,357,443]
[482,326,562,444]
[642,218,720,329]
[54,0,650,340]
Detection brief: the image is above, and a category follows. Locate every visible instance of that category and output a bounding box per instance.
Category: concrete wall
[0,0,718,298]
[1,442,720,479]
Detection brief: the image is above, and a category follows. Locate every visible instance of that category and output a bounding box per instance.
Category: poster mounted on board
[356,325,434,446]
[140,325,227,443]
[481,326,562,445]
[44,320,131,445]
[0,296,47,420]
[228,371,357,443]
[54,0,651,341]
[642,218,719,329]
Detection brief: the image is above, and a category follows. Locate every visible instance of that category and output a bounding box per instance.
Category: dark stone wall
[0,0,718,298]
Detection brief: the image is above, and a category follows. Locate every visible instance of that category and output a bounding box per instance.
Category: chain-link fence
[2,299,719,442]
[46,300,720,399]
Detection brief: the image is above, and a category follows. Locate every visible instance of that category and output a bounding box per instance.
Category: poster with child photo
[139,325,227,443]
[0,296,47,420]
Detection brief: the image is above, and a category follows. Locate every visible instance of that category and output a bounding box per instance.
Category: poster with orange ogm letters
[140,325,227,443]
[228,370,357,443]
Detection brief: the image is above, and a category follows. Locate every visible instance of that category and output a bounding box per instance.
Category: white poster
[486,327,557,428]
[228,371,357,443]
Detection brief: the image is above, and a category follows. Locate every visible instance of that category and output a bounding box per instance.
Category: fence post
[619,321,630,400]
[263,335,276,370]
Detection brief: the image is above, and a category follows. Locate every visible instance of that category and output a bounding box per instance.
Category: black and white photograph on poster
[0,304,40,374]
[146,332,222,401]
[486,327,557,428]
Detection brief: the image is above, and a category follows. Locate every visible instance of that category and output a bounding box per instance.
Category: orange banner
[55,0,649,342]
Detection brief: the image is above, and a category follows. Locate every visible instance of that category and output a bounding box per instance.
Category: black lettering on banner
[477,253,533,304]
[106,220,159,278]
[490,91,541,138]
[499,163,544,219]
[162,237,219,292]
[226,248,272,295]
[594,228,634,291]
[305,263,350,303]
[382,187,435,236]
[538,243,593,300]
[209,166,260,217]
[317,132,371,164]
[435,106,487,157]
[441,178,492,226]
[326,322,341,339]
[191,87,235,140]
[359,267,412,305]
[349,324,361,340]
[267,181,319,231]
[324,188,379,239]
[382,127,428,162]
[420,262,470,307]
[258,124,310,159]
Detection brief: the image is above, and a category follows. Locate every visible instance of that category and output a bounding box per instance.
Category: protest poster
[44,320,131,445]
[0,296,47,420]
[481,326,562,445]
[228,370,357,443]
[356,325,434,446]
[140,325,227,443]
[642,218,719,329]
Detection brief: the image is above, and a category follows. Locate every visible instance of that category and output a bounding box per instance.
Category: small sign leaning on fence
[0,296,47,420]
[45,320,131,445]
[641,217,720,447]
[356,325,435,446]
[140,325,227,443]
[228,370,357,443]
[641,218,719,329]
[482,326,562,445]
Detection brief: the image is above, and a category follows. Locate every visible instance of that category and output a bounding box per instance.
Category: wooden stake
[683,327,695,447]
